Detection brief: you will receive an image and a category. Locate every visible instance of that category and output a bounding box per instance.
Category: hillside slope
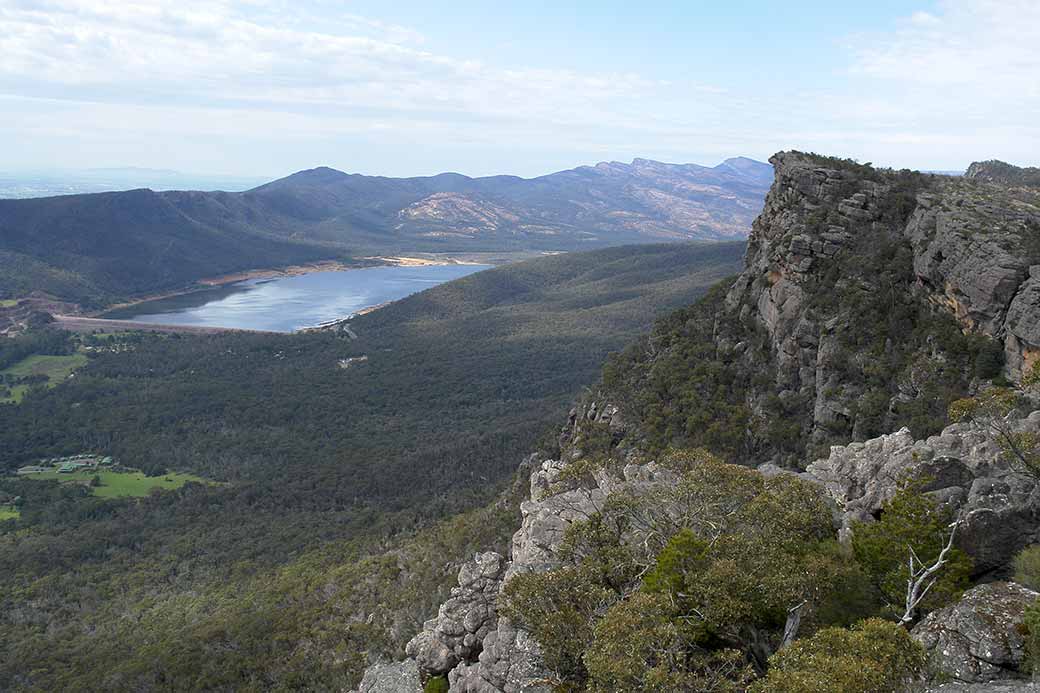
[0,157,770,306]
[360,152,1040,693]
[0,188,343,307]
[0,242,745,691]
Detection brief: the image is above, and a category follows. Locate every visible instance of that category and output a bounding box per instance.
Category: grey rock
[913,582,1038,683]
[354,660,422,693]
[405,552,506,676]
[805,415,1040,573]
[925,683,1039,692]
[1005,276,1040,380]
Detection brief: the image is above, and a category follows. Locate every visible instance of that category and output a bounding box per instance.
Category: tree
[1013,545,1040,591]
[504,450,854,687]
[585,592,751,693]
[852,481,971,623]
[750,618,926,693]
[499,566,615,688]
[949,363,1040,479]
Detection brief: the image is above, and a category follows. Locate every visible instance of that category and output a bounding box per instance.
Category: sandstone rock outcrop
[718,152,1040,463]
[904,181,1040,379]
[805,412,1040,574]
[913,582,1038,684]
[405,552,507,676]
[355,660,422,693]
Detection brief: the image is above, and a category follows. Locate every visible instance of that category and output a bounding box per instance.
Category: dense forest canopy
[0,242,744,690]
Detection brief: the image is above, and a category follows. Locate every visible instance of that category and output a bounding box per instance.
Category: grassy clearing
[0,299,18,308]
[0,507,19,521]
[0,353,88,404]
[20,469,212,498]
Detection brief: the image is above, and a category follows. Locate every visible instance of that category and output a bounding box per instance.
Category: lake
[101,264,491,332]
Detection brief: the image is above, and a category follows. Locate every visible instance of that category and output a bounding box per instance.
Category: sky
[0,0,1037,179]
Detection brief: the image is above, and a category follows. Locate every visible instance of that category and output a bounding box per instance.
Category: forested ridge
[0,242,744,690]
[0,157,770,307]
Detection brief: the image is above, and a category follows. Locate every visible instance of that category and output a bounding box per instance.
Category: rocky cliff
[362,406,1040,692]
[358,152,1040,691]
[731,152,1040,454]
[600,152,1040,468]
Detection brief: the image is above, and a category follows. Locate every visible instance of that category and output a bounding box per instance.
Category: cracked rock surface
[912,582,1038,684]
[805,413,1040,575]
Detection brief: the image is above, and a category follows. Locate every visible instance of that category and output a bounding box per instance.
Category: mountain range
[0,156,771,306]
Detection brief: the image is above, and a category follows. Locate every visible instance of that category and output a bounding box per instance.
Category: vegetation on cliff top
[502,450,956,692]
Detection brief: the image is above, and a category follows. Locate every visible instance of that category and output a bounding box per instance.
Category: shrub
[585,592,750,693]
[1023,598,1040,674]
[852,481,971,621]
[1014,545,1040,591]
[498,566,615,687]
[751,618,926,693]
[423,675,449,693]
[974,340,1006,379]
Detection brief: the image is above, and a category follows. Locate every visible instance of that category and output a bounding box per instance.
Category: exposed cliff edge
[361,406,1040,692]
[358,152,1040,691]
[603,151,1040,467]
[724,151,1040,454]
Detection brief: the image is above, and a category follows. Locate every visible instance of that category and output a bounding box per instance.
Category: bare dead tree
[779,600,807,650]
[899,519,961,627]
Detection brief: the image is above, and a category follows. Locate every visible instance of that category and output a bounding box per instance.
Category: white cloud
[0,0,1036,175]
[852,0,1040,95]
[0,0,668,129]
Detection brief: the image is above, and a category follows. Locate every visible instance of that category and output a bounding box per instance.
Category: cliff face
[722,153,916,457]
[903,180,1040,378]
[733,152,1040,448]
[358,152,1040,691]
[604,152,1040,466]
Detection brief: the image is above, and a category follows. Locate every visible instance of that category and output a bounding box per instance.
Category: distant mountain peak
[262,166,351,189]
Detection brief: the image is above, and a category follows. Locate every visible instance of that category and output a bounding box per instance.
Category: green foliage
[504,452,857,690]
[631,467,851,650]
[601,282,758,460]
[641,528,710,600]
[499,566,616,687]
[852,482,971,617]
[0,329,76,370]
[423,675,449,693]
[1014,546,1040,591]
[585,592,751,693]
[0,245,746,691]
[1023,598,1040,675]
[751,618,926,693]
[18,468,210,498]
[975,339,1006,379]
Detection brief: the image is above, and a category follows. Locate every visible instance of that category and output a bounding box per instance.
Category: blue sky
[1,0,1036,178]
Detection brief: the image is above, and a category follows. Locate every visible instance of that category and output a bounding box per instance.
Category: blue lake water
[101,264,491,332]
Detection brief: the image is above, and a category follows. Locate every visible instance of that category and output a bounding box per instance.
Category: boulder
[405,552,506,676]
[805,414,1040,574]
[354,660,422,693]
[912,582,1038,683]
